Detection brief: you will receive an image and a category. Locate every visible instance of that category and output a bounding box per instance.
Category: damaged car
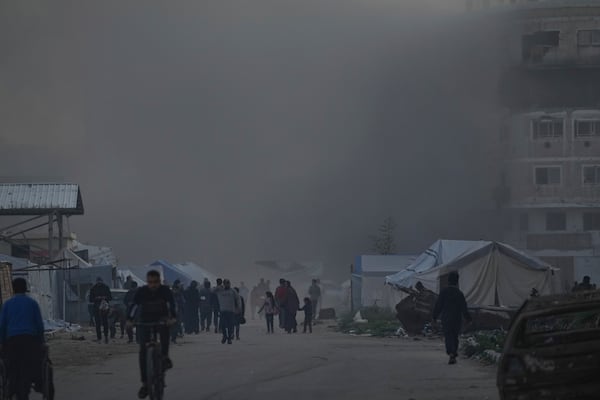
[497,290,600,400]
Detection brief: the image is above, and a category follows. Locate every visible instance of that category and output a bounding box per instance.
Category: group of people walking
[256,278,321,334]
[125,276,246,345]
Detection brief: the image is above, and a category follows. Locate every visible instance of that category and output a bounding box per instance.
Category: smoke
[0,0,507,278]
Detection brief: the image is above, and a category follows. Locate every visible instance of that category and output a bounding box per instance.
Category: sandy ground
[45,320,498,400]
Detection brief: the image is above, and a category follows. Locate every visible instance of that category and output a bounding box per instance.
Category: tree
[370,217,397,255]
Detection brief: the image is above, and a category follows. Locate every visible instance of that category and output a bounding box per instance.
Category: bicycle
[39,345,55,400]
[0,344,53,400]
[137,322,169,400]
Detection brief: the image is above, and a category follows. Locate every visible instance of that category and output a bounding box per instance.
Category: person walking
[211,279,223,333]
[89,277,112,343]
[299,297,313,333]
[308,279,321,319]
[258,291,277,334]
[239,282,249,305]
[432,271,472,365]
[198,280,213,332]
[284,281,300,334]
[274,279,288,329]
[123,281,139,343]
[170,280,185,343]
[233,287,246,340]
[0,278,45,400]
[214,279,241,344]
[183,281,201,334]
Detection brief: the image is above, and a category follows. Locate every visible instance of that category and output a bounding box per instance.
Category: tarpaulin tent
[385,240,558,308]
[171,262,217,285]
[149,260,194,286]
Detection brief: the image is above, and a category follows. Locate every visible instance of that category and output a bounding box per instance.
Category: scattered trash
[353,311,368,324]
[395,325,408,337]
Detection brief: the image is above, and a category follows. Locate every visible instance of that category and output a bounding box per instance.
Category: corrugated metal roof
[0,183,84,215]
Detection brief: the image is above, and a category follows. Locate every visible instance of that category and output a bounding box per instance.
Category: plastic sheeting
[385,240,558,308]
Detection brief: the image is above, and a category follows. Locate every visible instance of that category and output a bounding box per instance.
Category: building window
[546,212,566,231]
[575,120,600,137]
[519,213,529,232]
[535,166,561,185]
[522,31,560,64]
[583,213,600,231]
[583,166,600,185]
[578,30,600,47]
[532,118,563,139]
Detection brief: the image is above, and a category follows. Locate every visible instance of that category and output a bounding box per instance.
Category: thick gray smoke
[0,0,506,278]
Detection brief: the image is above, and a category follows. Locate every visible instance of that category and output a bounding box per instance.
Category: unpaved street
[53,322,498,400]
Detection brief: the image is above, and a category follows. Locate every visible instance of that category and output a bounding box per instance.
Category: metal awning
[0,183,84,216]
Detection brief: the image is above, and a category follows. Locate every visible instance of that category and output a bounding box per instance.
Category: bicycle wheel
[151,347,164,400]
[146,346,156,400]
[42,357,55,400]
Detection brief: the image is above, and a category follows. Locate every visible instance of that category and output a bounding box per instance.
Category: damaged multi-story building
[470,0,600,290]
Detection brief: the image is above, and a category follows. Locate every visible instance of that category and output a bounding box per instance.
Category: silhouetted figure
[433,272,472,365]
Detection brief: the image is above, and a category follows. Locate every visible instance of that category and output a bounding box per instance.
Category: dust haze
[0,0,507,278]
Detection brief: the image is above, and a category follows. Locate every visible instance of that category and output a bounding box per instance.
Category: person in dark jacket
[170,280,185,343]
[183,281,200,334]
[284,281,300,334]
[432,271,472,365]
[233,287,246,340]
[299,297,313,333]
[126,270,177,399]
[0,278,45,400]
[211,279,223,333]
[124,282,139,343]
[89,277,112,343]
[198,280,213,332]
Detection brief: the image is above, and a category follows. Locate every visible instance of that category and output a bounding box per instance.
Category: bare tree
[370,217,397,255]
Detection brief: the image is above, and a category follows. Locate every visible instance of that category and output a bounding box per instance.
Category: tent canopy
[125,261,218,288]
[385,240,557,307]
[171,262,217,286]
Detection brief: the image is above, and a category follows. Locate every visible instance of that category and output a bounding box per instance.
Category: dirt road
[52,321,498,400]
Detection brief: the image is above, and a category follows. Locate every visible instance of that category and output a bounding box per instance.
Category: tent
[171,262,217,285]
[385,240,558,308]
[353,255,416,309]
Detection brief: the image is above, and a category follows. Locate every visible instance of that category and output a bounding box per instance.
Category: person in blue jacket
[0,277,45,400]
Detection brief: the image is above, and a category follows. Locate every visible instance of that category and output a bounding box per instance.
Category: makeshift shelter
[116,268,146,288]
[385,240,558,308]
[353,255,416,309]
[171,262,217,285]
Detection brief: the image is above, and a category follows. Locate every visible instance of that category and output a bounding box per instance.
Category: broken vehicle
[497,290,600,400]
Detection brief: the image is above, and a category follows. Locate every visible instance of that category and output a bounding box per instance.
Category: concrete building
[493,1,600,290]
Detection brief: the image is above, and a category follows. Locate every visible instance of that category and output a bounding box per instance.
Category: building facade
[494,1,600,290]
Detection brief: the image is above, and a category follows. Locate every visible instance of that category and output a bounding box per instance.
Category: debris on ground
[338,306,403,337]
[48,329,137,369]
[461,330,506,364]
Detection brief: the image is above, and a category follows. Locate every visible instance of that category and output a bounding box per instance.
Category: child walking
[258,291,277,334]
[299,297,313,333]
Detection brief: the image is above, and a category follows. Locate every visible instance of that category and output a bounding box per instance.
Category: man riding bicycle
[0,278,45,400]
[127,270,177,399]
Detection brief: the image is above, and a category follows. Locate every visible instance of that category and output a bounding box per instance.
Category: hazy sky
[0,0,505,279]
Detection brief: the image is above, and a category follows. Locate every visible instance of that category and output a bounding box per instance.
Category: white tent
[385,240,558,308]
[354,255,416,309]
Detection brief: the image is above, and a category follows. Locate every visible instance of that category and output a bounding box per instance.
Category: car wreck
[498,290,600,400]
